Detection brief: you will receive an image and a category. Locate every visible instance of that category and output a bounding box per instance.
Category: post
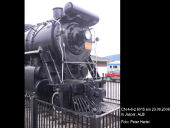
[90,117,101,128]
[102,73,104,79]
[31,96,38,128]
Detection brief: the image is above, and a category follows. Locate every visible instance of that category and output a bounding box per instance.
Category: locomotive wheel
[35,79,53,101]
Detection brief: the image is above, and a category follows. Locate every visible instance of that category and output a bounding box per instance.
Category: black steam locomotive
[25,2,106,113]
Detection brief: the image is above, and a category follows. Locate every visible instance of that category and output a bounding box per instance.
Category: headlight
[84,30,92,40]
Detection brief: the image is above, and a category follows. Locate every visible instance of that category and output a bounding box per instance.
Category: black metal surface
[64,2,99,26]
[72,95,99,112]
[35,79,54,102]
[53,7,63,20]
[86,56,100,80]
[39,50,61,84]
[25,66,36,93]
[25,2,107,115]
[24,95,120,128]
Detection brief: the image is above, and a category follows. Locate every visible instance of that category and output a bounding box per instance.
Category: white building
[87,55,112,78]
[107,61,120,73]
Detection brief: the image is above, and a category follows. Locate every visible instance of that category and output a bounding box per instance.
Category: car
[105,70,120,82]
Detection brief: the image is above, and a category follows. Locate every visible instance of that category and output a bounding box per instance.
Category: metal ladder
[86,56,100,80]
[39,50,62,85]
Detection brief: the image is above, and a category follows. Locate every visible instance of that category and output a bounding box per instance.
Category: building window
[113,66,117,68]
[110,66,112,68]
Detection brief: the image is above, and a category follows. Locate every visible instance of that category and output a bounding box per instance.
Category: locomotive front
[25,2,106,114]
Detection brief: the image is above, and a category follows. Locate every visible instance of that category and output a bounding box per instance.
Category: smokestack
[53,7,63,20]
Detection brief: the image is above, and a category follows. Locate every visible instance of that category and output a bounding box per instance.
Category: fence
[25,81,120,128]
[104,80,120,104]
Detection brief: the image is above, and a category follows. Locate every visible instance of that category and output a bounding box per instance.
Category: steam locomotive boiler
[25,2,106,113]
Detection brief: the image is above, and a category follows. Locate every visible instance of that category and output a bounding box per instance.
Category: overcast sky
[25,0,120,57]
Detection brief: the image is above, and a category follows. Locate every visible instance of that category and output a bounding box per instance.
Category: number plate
[85,42,92,50]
